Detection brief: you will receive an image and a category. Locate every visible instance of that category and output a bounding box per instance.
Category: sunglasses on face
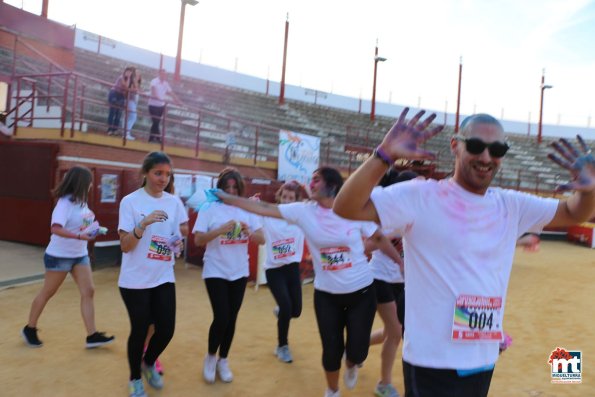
[455,136,510,158]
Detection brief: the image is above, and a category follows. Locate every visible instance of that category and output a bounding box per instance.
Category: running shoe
[275,345,293,363]
[155,358,164,375]
[324,388,341,397]
[343,364,359,390]
[85,331,115,348]
[203,354,217,384]
[128,379,147,397]
[21,325,43,348]
[141,361,164,389]
[375,382,400,397]
[216,358,234,382]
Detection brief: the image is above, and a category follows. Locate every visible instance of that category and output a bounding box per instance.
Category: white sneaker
[324,388,341,397]
[216,358,234,382]
[343,364,359,390]
[125,133,135,141]
[203,354,217,384]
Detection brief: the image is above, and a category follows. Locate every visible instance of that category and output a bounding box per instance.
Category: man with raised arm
[333,108,595,397]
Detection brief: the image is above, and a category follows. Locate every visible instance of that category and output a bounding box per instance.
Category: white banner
[278,130,320,184]
[173,174,193,198]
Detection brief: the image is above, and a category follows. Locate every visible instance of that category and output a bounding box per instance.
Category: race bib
[220,223,248,245]
[452,295,503,342]
[320,247,352,271]
[272,238,296,260]
[147,235,172,261]
[81,212,95,229]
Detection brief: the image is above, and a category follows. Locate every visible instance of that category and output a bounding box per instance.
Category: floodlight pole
[370,41,386,121]
[537,69,553,144]
[279,14,289,105]
[454,56,462,133]
[175,0,198,81]
[41,0,49,18]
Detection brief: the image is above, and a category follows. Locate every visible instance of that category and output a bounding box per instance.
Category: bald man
[334,109,595,397]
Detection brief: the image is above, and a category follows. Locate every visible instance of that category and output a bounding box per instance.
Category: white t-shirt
[46,196,95,258]
[193,202,263,280]
[371,178,558,370]
[262,216,305,270]
[147,77,172,107]
[118,189,188,289]
[278,201,377,294]
[369,227,403,283]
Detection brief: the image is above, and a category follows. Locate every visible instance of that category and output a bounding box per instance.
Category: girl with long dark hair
[118,152,188,397]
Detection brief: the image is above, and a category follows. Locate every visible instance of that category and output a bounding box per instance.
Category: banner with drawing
[278,130,320,184]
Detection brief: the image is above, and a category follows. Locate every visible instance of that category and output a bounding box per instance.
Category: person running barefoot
[22,165,115,349]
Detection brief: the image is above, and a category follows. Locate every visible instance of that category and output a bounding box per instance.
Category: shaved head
[460,114,504,138]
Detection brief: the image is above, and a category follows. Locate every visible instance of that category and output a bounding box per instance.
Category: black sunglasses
[455,136,510,158]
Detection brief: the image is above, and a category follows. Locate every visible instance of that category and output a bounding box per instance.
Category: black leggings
[204,277,247,358]
[266,262,302,346]
[403,361,494,397]
[148,105,164,139]
[120,282,176,380]
[314,284,376,371]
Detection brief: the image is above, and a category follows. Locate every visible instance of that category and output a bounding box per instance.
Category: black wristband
[520,232,540,238]
[132,228,143,239]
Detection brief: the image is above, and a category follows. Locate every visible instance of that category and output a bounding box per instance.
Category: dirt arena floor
[1,240,593,397]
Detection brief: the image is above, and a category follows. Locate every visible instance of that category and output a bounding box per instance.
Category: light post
[279,14,289,105]
[370,41,386,121]
[175,0,199,81]
[454,56,462,133]
[537,70,553,144]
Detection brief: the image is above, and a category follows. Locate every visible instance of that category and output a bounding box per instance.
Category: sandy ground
[1,240,594,397]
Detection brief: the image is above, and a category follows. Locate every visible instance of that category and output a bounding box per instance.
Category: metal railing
[3,35,370,172]
[7,70,290,165]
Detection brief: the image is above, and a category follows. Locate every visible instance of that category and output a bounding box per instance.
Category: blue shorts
[44,253,90,272]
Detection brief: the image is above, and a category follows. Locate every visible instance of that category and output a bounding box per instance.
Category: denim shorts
[44,253,90,272]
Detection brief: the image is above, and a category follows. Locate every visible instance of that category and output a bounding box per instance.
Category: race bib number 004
[452,295,502,342]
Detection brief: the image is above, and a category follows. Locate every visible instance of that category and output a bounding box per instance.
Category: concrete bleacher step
[6,46,582,192]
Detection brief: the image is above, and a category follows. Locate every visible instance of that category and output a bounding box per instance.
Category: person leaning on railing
[147,69,182,144]
[124,67,142,141]
[107,66,133,135]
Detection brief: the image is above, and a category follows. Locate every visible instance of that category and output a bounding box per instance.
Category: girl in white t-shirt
[216,167,400,397]
[262,181,307,364]
[193,167,264,385]
[22,166,115,349]
[118,152,189,397]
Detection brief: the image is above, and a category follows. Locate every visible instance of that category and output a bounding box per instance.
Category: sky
[6,0,595,128]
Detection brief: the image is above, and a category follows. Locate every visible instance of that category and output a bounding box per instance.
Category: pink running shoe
[143,345,164,375]
[155,358,164,375]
